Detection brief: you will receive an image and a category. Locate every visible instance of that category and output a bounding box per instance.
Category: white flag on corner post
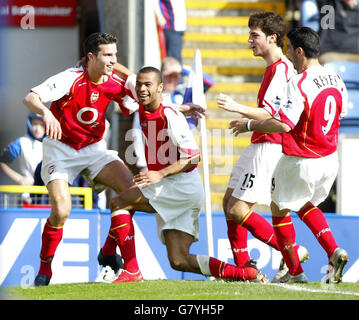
[183,49,214,258]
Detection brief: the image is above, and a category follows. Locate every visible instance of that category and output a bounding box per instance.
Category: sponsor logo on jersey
[47,83,56,91]
[283,99,293,109]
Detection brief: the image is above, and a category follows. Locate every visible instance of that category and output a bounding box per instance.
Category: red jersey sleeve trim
[110,74,125,86]
[179,147,200,158]
[263,98,277,116]
[297,71,308,100]
[279,60,290,82]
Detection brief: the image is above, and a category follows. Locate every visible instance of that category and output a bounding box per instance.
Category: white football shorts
[41,137,121,186]
[229,142,283,206]
[271,152,338,211]
[139,168,204,244]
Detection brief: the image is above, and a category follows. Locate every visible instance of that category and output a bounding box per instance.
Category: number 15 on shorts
[242,173,255,189]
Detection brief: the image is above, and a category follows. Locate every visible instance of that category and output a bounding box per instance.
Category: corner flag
[183,49,214,258]
[182,50,208,129]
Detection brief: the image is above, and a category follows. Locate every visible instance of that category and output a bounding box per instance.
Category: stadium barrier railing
[0,185,93,209]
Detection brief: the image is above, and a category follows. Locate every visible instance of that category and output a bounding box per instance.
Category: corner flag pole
[191,49,214,258]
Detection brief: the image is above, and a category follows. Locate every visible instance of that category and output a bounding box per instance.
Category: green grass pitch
[3,280,359,300]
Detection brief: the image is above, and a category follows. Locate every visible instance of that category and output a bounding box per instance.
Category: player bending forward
[230,27,349,283]
[106,67,268,283]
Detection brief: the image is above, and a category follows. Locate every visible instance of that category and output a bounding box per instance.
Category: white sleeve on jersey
[31,67,84,103]
[121,95,139,114]
[164,107,200,159]
[118,74,140,115]
[262,63,293,116]
[125,74,138,100]
[275,76,306,129]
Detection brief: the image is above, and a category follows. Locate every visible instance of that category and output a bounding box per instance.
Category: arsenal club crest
[91,91,99,103]
[48,164,55,175]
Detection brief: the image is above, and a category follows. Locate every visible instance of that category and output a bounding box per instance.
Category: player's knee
[226,203,246,222]
[50,204,70,226]
[222,189,233,216]
[110,194,131,212]
[168,254,190,272]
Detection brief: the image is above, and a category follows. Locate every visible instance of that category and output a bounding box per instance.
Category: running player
[229,27,349,283]
[108,67,267,283]
[216,12,308,278]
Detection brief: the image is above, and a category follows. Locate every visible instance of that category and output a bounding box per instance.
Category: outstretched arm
[177,103,207,119]
[217,94,271,120]
[113,62,134,79]
[229,117,291,136]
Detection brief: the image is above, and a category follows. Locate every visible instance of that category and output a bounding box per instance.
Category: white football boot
[95,266,118,283]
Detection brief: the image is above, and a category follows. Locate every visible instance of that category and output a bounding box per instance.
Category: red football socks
[110,210,139,273]
[102,210,135,257]
[241,211,279,250]
[208,257,258,281]
[227,210,281,267]
[226,219,250,266]
[272,215,303,276]
[101,229,117,256]
[38,219,63,278]
[297,204,338,258]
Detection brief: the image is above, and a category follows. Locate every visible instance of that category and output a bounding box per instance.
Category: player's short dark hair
[137,66,163,84]
[83,32,117,59]
[248,11,286,49]
[287,27,320,58]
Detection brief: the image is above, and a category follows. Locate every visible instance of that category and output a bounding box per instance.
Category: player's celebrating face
[84,32,118,82]
[247,12,285,64]
[88,43,117,78]
[135,68,163,109]
[248,27,272,57]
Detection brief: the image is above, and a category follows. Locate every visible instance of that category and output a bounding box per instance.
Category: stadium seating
[325,61,359,89]
[300,0,319,31]
[325,61,359,133]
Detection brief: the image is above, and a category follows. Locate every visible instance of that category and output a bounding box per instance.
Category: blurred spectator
[0,113,45,204]
[301,0,359,63]
[161,56,185,104]
[161,56,215,103]
[155,0,187,65]
[0,113,44,187]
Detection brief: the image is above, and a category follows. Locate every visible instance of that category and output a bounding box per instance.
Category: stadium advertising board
[1,209,358,287]
[0,0,77,27]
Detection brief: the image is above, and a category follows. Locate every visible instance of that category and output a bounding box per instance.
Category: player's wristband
[246,119,253,131]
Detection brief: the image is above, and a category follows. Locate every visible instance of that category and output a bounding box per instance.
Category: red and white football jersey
[270,65,348,158]
[252,55,296,145]
[120,98,200,172]
[138,103,200,172]
[31,67,127,150]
